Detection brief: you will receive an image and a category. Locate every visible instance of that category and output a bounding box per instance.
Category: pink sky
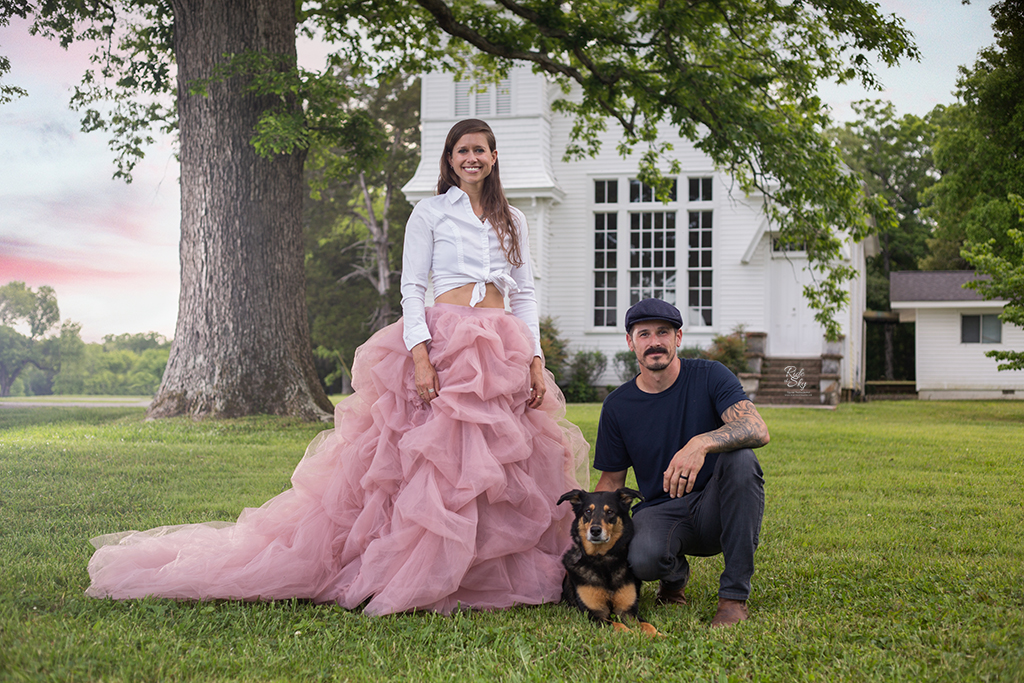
[0,3,997,343]
[0,16,181,342]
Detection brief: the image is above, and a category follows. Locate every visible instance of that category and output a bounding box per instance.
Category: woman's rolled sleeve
[400,205,435,351]
[507,213,543,358]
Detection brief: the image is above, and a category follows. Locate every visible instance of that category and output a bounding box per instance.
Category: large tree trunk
[149,0,333,421]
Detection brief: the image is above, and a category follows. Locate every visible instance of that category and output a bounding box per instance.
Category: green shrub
[539,316,569,386]
[705,326,749,375]
[613,350,639,383]
[678,345,708,360]
[563,350,607,403]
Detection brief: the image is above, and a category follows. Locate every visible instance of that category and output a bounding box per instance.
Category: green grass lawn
[1,401,1022,681]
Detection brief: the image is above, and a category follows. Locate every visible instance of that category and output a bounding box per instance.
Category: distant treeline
[11,332,171,397]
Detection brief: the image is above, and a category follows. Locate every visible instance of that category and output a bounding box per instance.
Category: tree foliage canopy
[0,281,77,397]
[923,0,1024,270]
[930,1,1024,373]
[0,0,30,103]
[51,332,170,395]
[326,0,917,339]
[2,0,920,342]
[962,195,1024,372]
[0,280,59,338]
[833,99,937,309]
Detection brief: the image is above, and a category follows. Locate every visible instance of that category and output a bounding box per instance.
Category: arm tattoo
[704,400,770,451]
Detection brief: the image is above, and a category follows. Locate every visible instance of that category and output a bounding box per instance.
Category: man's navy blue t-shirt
[594,358,748,511]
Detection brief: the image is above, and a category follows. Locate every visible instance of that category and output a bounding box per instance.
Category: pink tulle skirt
[86,304,590,615]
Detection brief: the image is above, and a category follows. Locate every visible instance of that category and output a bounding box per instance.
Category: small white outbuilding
[890,270,1024,399]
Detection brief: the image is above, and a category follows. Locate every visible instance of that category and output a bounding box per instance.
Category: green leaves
[189,51,387,181]
[832,99,938,311]
[924,1,1024,270]
[0,52,28,104]
[330,0,916,336]
[961,194,1024,372]
[28,0,178,182]
[7,0,922,335]
[0,281,71,396]
[0,0,33,103]
[0,281,60,339]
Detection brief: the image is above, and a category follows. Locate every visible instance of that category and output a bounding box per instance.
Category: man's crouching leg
[711,448,765,628]
[628,498,692,606]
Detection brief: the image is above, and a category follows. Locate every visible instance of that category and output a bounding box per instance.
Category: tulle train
[86,304,590,615]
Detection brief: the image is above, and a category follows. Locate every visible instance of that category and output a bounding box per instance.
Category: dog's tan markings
[580,515,624,557]
[611,583,637,615]
[577,518,605,557]
[576,585,611,616]
[605,520,624,549]
[612,622,632,633]
[576,517,590,538]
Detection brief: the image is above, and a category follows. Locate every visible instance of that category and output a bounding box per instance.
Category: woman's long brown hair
[437,119,523,268]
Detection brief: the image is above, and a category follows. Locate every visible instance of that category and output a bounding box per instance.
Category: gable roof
[890,271,990,303]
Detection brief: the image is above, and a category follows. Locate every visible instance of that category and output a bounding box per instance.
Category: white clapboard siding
[715,190,768,336]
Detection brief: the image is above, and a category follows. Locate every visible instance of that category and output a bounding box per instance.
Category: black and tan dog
[557,488,660,636]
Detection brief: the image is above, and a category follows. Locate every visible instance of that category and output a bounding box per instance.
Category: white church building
[403,67,870,404]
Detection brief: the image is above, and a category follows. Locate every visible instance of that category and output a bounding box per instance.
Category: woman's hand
[412,342,440,404]
[527,356,546,409]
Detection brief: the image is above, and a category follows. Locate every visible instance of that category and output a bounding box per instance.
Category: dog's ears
[557,489,586,507]
[615,488,644,508]
[558,488,643,509]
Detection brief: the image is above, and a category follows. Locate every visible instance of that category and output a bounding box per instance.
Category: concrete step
[754,392,822,405]
[749,356,828,406]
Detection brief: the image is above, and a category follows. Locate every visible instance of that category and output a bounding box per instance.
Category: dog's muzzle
[587,524,610,544]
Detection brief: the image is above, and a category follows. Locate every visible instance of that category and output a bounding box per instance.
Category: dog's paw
[638,621,664,638]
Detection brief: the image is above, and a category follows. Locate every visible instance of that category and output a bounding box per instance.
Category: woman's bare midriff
[434,282,505,308]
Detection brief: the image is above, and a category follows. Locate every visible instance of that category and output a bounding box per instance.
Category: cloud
[1,233,175,280]
[1,18,182,342]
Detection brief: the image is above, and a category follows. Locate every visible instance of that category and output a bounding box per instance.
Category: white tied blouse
[400,186,543,357]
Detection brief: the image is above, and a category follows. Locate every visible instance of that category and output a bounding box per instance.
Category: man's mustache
[644,346,669,357]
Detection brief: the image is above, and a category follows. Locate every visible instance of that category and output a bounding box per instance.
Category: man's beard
[640,347,673,371]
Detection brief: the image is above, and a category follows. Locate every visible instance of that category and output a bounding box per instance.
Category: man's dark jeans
[628,448,765,601]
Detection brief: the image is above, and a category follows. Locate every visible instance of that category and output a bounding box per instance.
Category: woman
[86,119,590,616]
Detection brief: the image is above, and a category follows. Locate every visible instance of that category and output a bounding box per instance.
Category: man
[594,298,769,628]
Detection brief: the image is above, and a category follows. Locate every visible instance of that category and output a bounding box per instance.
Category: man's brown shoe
[655,562,690,606]
[656,582,688,606]
[710,598,748,628]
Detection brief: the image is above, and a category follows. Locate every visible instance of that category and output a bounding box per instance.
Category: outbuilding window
[961,314,1002,344]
